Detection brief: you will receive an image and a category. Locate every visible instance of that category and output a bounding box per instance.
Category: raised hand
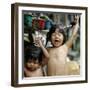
[72,15,79,36]
[66,15,80,48]
[74,15,79,24]
[34,36,49,58]
[71,15,79,26]
[34,37,43,47]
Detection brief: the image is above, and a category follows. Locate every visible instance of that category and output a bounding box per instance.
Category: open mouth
[54,39,60,42]
[53,39,62,47]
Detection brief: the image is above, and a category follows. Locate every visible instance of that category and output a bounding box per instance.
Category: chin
[30,68,37,71]
[53,44,61,47]
[53,43,62,47]
[52,41,62,47]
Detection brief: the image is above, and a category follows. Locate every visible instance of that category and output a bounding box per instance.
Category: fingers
[35,37,41,44]
[35,38,40,44]
[74,15,80,23]
[71,15,79,26]
[34,37,43,47]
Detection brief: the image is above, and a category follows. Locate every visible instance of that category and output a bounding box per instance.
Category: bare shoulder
[63,44,69,48]
[61,44,69,52]
[46,47,52,52]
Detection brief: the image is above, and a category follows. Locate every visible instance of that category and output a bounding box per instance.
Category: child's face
[26,59,40,71]
[51,28,64,47]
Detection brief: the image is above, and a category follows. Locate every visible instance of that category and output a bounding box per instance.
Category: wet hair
[25,44,43,63]
[46,24,66,46]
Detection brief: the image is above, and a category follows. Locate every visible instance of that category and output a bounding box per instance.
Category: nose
[30,62,34,66]
[55,34,59,38]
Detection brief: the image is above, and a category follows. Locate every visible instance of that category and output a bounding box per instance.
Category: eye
[34,60,39,64]
[28,60,32,63]
[52,33,55,36]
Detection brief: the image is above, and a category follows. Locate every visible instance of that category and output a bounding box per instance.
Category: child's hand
[74,15,79,24]
[35,37,44,47]
[72,15,79,36]
[35,37,49,59]
[71,15,79,26]
[66,15,80,48]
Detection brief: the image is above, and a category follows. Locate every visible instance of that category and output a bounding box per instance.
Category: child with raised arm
[37,15,80,76]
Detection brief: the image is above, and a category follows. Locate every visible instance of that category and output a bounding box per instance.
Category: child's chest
[49,47,67,59]
[25,68,43,77]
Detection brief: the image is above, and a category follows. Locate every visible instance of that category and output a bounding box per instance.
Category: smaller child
[24,29,49,77]
[24,44,44,77]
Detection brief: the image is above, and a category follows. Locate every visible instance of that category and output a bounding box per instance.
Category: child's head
[25,58,40,71]
[46,24,66,47]
[25,44,42,71]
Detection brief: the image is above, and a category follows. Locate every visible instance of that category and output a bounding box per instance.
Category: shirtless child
[36,16,80,76]
[24,31,48,77]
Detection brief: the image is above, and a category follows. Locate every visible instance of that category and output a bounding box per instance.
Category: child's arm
[35,37,49,59]
[66,15,79,48]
